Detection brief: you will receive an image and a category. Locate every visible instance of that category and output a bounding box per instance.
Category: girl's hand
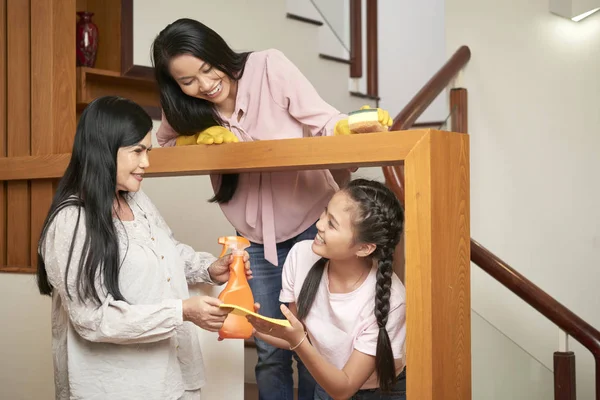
[208,251,252,284]
[247,304,306,348]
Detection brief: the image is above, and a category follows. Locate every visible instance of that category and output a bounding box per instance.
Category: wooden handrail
[391,45,471,131]
[472,240,600,400]
[384,45,471,204]
[471,241,600,360]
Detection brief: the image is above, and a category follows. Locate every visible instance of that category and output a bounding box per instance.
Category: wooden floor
[244,383,258,400]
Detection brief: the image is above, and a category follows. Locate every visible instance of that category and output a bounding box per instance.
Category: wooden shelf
[76,67,161,118]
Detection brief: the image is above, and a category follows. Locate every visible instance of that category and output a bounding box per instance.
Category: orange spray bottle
[217,236,254,340]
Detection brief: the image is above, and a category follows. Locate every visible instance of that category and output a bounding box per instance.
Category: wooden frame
[0,129,472,398]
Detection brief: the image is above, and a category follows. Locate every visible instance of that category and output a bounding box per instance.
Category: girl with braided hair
[247,178,406,399]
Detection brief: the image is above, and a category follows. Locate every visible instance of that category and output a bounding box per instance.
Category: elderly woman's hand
[182,296,229,332]
[208,251,252,284]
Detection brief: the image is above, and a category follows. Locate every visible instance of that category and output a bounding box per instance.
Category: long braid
[374,245,396,391]
[344,179,404,392]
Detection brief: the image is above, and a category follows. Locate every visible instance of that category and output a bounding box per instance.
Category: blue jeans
[244,224,318,400]
[314,369,406,400]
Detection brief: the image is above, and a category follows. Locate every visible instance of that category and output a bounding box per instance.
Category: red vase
[76,11,98,67]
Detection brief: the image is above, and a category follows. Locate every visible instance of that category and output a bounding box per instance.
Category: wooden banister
[384,45,471,206]
[471,242,600,360]
[391,45,471,131]
[473,240,600,400]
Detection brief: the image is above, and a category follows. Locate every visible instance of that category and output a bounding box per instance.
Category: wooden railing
[472,240,600,400]
[382,45,471,198]
[383,44,600,400]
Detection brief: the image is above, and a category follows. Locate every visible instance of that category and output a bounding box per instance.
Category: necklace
[327,261,370,293]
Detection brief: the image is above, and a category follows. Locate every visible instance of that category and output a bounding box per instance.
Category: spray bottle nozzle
[218,236,251,257]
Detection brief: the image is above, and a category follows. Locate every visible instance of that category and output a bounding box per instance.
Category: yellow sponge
[348,109,387,133]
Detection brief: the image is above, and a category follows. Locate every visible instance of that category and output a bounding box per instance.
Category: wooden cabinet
[76,0,160,118]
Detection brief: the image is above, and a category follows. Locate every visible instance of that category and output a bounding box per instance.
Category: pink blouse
[156,49,348,266]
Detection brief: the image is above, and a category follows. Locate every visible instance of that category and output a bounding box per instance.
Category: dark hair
[296,179,404,392]
[36,96,153,305]
[151,18,251,203]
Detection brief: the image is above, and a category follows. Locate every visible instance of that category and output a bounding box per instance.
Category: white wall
[378,0,447,123]
[446,0,600,398]
[472,310,554,400]
[0,275,54,400]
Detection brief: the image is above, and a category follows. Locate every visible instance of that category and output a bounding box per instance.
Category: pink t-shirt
[156,49,349,266]
[279,240,407,390]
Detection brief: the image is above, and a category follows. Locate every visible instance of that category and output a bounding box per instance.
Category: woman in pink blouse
[151,18,392,400]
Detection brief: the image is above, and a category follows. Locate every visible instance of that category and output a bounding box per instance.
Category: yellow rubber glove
[175,126,239,146]
[333,118,352,136]
[196,126,239,144]
[359,105,393,128]
[175,133,200,146]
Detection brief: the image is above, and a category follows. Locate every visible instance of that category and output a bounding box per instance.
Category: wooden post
[450,88,468,134]
[350,0,362,78]
[366,0,378,97]
[554,351,577,400]
[0,0,6,266]
[405,130,471,399]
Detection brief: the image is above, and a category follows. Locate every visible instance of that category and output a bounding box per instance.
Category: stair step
[412,121,446,128]
[319,54,351,65]
[350,91,381,102]
[286,12,323,26]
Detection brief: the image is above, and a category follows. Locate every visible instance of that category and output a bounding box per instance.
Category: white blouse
[41,190,217,400]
